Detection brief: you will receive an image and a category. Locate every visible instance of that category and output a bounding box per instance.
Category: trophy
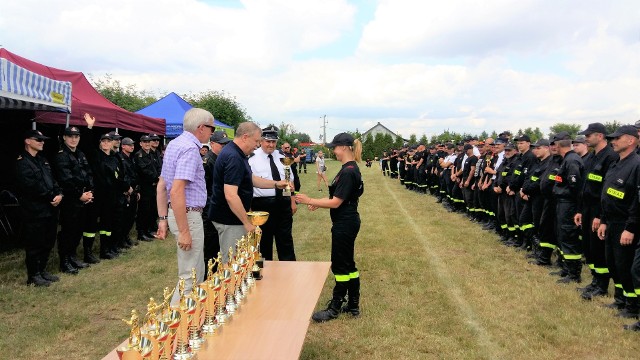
[140,298,171,360]
[201,259,221,336]
[224,247,237,315]
[246,211,269,279]
[171,278,197,360]
[117,310,153,360]
[279,156,295,196]
[188,269,207,351]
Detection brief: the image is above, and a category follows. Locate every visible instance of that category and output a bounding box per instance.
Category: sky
[2,0,640,142]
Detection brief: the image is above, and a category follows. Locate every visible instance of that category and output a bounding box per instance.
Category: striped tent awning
[0,58,71,113]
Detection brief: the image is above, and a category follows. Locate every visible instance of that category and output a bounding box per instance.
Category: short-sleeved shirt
[208,141,253,225]
[462,155,478,179]
[160,131,206,208]
[248,147,292,197]
[316,156,325,173]
[329,161,363,222]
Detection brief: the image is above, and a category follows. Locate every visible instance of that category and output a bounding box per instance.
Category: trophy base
[256,259,264,268]
[252,269,263,280]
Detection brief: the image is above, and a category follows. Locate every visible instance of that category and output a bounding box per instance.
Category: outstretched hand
[84,113,96,128]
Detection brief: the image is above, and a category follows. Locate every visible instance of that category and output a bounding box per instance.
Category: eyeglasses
[203,124,214,130]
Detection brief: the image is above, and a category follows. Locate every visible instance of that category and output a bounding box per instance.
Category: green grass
[0,160,638,359]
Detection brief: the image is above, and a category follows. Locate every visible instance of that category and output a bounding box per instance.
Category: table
[102,261,331,360]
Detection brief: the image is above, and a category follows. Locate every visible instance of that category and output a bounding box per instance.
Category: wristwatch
[158,215,168,221]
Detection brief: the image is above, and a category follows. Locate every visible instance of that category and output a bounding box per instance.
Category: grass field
[1,160,638,359]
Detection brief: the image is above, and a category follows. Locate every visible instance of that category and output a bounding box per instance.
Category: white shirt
[248,147,295,197]
[492,151,505,180]
[316,156,325,172]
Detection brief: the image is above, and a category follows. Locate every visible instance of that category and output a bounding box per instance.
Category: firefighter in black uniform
[295,133,364,322]
[115,137,139,249]
[597,125,640,319]
[389,149,399,179]
[521,139,551,259]
[575,123,618,300]
[381,151,389,176]
[16,130,63,286]
[94,133,131,259]
[54,126,97,275]
[552,138,585,284]
[451,143,466,211]
[415,145,427,193]
[134,135,159,241]
[148,133,162,235]
[398,146,407,185]
[498,143,518,244]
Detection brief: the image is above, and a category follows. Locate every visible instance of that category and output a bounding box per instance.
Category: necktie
[268,154,283,198]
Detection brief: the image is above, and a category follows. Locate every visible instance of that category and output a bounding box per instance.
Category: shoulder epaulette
[17,155,22,160]
[58,150,63,153]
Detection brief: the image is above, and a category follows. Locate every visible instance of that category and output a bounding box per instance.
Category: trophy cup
[117,310,154,360]
[171,278,198,360]
[224,247,237,315]
[201,259,221,336]
[188,269,207,351]
[279,156,295,196]
[246,211,269,279]
[138,298,171,360]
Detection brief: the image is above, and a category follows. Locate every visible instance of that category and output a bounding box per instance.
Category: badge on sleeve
[569,175,576,183]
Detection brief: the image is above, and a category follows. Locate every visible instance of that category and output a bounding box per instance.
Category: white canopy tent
[0,57,72,113]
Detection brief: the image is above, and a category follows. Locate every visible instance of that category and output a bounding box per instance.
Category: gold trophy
[140,298,171,360]
[224,247,237,315]
[247,211,269,279]
[188,269,207,351]
[279,156,295,196]
[201,258,221,336]
[117,310,153,360]
[171,278,197,360]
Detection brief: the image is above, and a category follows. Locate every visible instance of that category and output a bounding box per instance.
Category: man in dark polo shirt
[208,122,289,262]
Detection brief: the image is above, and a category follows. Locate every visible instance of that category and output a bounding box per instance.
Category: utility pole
[320,115,327,145]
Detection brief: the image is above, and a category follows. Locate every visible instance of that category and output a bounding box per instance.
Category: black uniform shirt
[15,150,62,218]
[134,149,160,185]
[329,161,363,222]
[522,157,548,196]
[552,150,584,202]
[582,145,618,204]
[509,149,536,192]
[53,145,93,206]
[462,155,478,183]
[600,152,640,233]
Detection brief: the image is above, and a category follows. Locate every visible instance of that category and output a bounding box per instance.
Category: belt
[168,203,203,213]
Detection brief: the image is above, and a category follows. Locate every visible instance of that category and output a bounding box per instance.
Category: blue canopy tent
[0,57,72,113]
[136,92,233,138]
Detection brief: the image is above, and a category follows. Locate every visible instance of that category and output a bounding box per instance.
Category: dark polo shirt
[208,141,253,225]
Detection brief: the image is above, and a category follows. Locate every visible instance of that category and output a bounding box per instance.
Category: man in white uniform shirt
[248,126,297,261]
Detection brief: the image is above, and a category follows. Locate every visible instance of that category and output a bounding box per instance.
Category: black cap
[579,122,606,135]
[210,130,232,144]
[108,131,122,140]
[63,126,81,136]
[634,120,640,129]
[505,142,516,150]
[140,135,152,142]
[532,139,550,147]
[121,137,135,146]
[24,129,49,140]
[456,141,464,146]
[606,125,639,139]
[494,137,507,145]
[148,133,160,140]
[550,131,571,144]
[572,135,587,144]
[499,131,512,137]
[463,144,473,151]
[100,133,113,141]
[326,133,355,148]
[515,134,531,142]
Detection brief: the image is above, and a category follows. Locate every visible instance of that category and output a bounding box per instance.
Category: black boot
[604,287,626,310]
[100,235,115,260]
[69,256,89,269]
[83,237,101,264]
[557,259,581,284]
[59,255,79,275]
[342,278,361,317]
[617,297,639,319]
[26,258,50,287]
[39,259,59,282]
[581,274,608,300]
[312,282,347,323]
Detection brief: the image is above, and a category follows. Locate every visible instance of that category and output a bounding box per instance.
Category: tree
[419,134,428,145]
[363,133,375,160]
[184,90,252,129]
[393,134,404,148]
[549,123,581,139]
[604,120,624,135]
[90,74,158,112]
[516,127,544,142]
[480,130,489,140]
[409,134,417,145]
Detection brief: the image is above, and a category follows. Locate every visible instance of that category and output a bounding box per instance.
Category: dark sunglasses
[203,124,215,130]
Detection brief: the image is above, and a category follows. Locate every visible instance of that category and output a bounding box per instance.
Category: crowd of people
[380,123,640,332]
[16,113,164,287]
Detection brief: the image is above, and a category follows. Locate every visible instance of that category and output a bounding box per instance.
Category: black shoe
[40,271,60,282]
[341,305,361,317]
[616,309,639,319]
[100,252,115,260]
[623,322,640,331]
[27,274,51,287]
[604,301,626,310]
[581,288,607,300]
[138,233,154,242]
[312,299,343,323]
[84,253,101,264]
[557,276,581,284]
[59,258,79,275]
[69,256,89,269]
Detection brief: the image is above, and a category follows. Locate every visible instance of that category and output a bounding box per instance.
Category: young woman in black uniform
[295,133,364,322]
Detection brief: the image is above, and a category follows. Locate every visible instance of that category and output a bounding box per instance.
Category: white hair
[183,108,214,132]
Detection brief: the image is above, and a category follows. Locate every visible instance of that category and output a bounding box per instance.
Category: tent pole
[65,113,70,128]
[32,121,36,130]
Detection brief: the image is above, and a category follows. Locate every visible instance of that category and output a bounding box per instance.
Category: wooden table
[102,261,331,360]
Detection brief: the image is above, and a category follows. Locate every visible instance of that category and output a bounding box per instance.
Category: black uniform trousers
[113,195,136,248]
[503,194,518,239]
[582,201,609,286]
[202,206,220,269]
[399,163,406,184]
[58,202,97,258]
[251,196,296,261]
[331,216,360,300]
[136,183,155,235]
[23,215,58,277]
[632,247,640,303]
[605,221,638,308]
[556,200,582,278]
[381,160,389,176]
[518,198,534,244]
[538,197,557,262]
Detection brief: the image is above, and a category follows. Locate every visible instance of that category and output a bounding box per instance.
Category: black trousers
[202,208,220,269]
[556,201,581,277]
[581,201,608,277]
[136,184,155,235]
[331,217,360,279]
[496,192,507,232]
[503,194,518,237]
[605,221,638,300]
[381,160,389,176]
[113,195,135,247]
[23,215,57,277]
[399,163,406,184]
[58,202,97,257]
[538,197,557,257]
[251,197,296,261]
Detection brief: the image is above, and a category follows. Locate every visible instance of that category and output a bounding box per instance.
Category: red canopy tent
[0,49,165,134]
